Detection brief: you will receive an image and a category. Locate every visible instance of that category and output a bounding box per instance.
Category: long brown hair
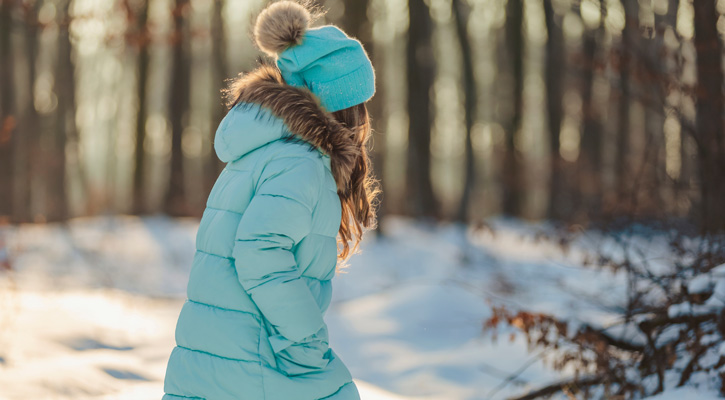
[331,103,381,263]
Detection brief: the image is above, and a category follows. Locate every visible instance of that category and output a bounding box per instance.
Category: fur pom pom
[254,1,311,56]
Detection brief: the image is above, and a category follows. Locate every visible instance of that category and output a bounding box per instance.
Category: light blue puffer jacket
[162,65,360,400]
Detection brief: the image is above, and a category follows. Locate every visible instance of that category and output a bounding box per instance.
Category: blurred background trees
[0,0,723,234]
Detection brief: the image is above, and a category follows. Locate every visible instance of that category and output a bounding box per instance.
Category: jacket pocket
[267,325,332,376]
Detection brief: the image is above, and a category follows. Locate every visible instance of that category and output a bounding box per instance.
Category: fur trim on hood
[226,63,361,194]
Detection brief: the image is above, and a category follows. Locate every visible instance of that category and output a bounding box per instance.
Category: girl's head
[230,1,379,261]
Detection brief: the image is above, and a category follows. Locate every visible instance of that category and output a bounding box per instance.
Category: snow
[0,216,720,400]
[645,387,720,400]
[688,274,714,295]
[711,263,725,277]
[668,301,693,318]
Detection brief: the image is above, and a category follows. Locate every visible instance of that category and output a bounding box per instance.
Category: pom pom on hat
[254,1,311,56]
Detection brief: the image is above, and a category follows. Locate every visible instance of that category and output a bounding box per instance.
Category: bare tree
[339,0,368,40]
[692,0,725,232]
[667,0,691,215]
[368,55,386,233]
[452,0,476,223]
[131,0,150,215]
[46,0,75,222]
[164,0,191,216]
[17,0,41,222]
[207,0,226,194]
[338,0,388,232]
[502,0,524,216]
[576,0,605,217]
[542,0,565,220]
[637,0,679,215]
[615,0,638,206]
[406,0,438,218]
[0,0,16,221]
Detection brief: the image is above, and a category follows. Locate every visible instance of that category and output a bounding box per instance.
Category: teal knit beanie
[253,1,376,113]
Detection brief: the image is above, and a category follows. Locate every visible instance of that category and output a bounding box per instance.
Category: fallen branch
[639,313,718,333]
[578,325,644,353]
[678,345,708,387]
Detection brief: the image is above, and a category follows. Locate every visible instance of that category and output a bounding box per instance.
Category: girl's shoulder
[253,137,328,184]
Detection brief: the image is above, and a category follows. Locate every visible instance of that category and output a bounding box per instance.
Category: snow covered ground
[0,216,719,399]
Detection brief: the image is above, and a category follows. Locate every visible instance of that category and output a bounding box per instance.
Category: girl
[162,1,379,399]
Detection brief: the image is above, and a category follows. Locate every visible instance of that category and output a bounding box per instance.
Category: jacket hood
[214,64,361,194]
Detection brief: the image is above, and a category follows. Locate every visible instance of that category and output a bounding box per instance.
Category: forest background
[2,0,724,234]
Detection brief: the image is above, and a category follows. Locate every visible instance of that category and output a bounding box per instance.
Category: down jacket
[162,64,361,400]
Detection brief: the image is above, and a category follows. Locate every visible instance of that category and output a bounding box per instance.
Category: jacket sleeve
[233,155,327,345]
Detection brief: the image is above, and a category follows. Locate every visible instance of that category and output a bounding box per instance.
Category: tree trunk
[692,0,725,233]
[615,0,638,206]
[368,58,386,233]
[639,0,678,215]
[132,0,150,215]
[542,0,565,220]
[406,0,438,218]
[340,0,368,40]
[668,0,690,214]
[207,0,226,194]
[502,0,524,216]
[164,0,191,216]
[0,0,16,221]
[339,0,388,232]
[17,1,41,223]
[46,0,74,222]
[577,1,605,218]
[452,0,477,223]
